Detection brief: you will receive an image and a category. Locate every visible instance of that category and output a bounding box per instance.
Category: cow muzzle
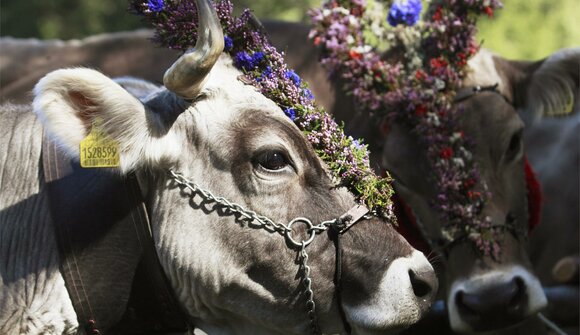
[344,250,438,334]
[448,265,547,333]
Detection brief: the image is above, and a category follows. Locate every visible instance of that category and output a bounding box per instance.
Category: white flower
[453,158,465,168]
[353,45,372,54]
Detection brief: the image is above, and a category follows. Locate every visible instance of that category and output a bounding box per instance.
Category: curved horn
[163,0,224,99]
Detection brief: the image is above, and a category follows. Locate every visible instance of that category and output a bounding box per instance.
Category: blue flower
[302,88,314,101]
[387,0,422,27]
[284,107,297,121]
[234,51,265,71]
[284,70,301,86]
[234,51,254,71]
[251,51,265,66]
[224,36,233,51]
[147,0,165,13]
[260,66,273,80]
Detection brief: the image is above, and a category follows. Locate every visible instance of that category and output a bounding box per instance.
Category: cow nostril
[508,277,526,310]
[409,270,433,298]
[456,291,477,315]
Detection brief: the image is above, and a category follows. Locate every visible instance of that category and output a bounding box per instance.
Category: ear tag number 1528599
[79,120,120,168]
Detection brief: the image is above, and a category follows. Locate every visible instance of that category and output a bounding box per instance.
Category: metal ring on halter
[286,218,317,248]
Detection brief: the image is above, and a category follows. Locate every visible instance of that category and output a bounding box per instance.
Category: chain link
[168,170,338,334]
[300,242,321,335]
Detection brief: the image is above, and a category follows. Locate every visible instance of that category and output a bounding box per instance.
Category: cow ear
[33,68,182,172]
[502,48,579,125]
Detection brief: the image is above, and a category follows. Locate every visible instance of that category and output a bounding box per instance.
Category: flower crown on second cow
[129,0,396,219]
[309,0,504,259]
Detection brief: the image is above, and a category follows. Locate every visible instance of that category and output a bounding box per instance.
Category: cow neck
[42,136,193,334]
[392,157,542,256]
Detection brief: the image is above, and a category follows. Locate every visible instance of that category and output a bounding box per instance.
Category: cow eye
[506,130,523,161]
[255,151,289,171]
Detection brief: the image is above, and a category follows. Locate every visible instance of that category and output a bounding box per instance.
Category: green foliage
[1,0,577,59]
[477,0,580,60]
[0,0,144,39]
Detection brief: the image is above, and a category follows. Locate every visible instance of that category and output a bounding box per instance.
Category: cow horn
[163,0,224,99]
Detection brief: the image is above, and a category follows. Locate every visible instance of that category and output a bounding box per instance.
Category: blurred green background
[1,0,578,60]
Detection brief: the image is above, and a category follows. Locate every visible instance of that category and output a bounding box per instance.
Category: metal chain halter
[168,170,370,334]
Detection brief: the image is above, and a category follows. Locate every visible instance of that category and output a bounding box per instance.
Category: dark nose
[455,277,529,330]
[409,268,438,313]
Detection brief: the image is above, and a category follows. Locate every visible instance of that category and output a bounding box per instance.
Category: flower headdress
[129,0,395,218]
[310,0,504,258]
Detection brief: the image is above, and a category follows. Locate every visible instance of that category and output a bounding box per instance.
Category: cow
[268,22,580,334]
[1,23,578,335]
[0,3,439,334]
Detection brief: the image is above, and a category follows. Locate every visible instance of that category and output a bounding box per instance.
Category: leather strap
[42,137,191,334]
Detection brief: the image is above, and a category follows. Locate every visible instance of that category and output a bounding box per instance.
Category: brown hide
[0,30,179,104]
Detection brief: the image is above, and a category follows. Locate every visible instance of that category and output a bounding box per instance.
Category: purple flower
[147,0,165,13]
[387,0,422,27]
[224,36,233,51]
[284,70,302,86]
[302,88,314,101]
[284,107,297,120]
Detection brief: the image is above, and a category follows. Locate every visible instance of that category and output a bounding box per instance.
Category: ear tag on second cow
[80,119,120,168]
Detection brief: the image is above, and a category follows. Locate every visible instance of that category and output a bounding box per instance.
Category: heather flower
[129,0,395,217]
[310,0,504,258]
[387,0,422,27]
[147,0,164,12]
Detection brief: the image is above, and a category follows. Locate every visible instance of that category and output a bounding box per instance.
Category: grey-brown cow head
[379,48,579,333]
[29,2,437,334]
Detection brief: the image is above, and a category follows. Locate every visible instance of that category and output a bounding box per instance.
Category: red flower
[484,6,494,17]
[313,37,322,46]
[433,7,442,21]
[415,104,427,116]
[463,178,475,189]
[467,190,481,199]
[415,69,427,81]
[430,57,448,70]
[456,52,467,67]
[440,147,453,159]
[349,50,362,60]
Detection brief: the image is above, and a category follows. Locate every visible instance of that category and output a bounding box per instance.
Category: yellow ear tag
[79,120,120,168]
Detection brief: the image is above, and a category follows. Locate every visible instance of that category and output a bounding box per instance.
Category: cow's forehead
[464,49,512,102]
[203,54,280,112]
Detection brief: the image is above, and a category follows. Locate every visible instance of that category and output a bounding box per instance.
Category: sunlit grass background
[1,0,578,60]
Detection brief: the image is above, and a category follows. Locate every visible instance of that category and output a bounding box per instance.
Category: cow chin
[344,250,437,334]
[447,265,547,334]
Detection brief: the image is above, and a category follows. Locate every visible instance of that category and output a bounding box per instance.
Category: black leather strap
[328,224,352,335]
[42,137,191,334]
